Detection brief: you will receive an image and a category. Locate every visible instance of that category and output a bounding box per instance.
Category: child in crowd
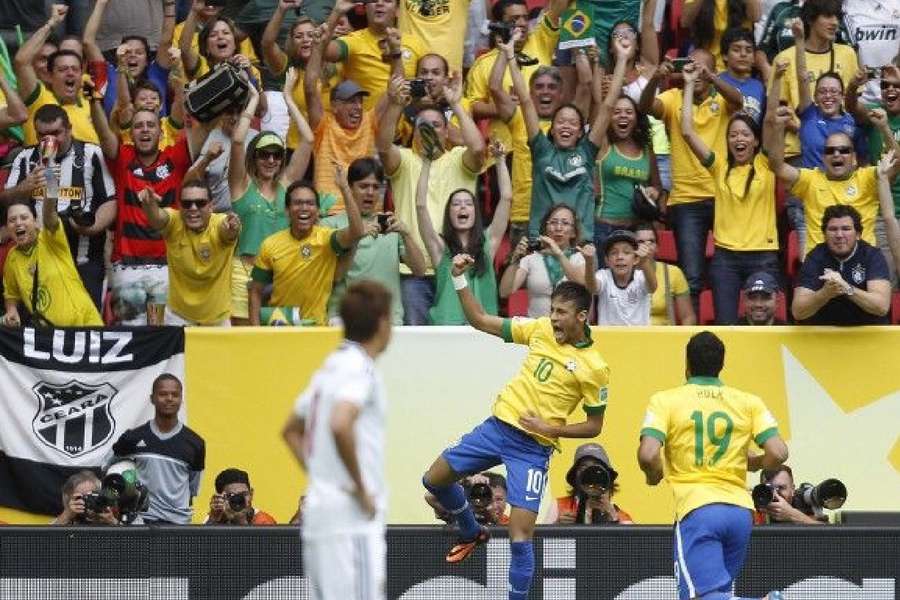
[581,230,657,326]
[718,28,766,124]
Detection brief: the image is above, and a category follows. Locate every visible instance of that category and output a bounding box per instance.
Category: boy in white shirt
[590,230,658,325]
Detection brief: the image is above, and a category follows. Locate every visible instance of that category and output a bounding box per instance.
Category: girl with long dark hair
[681,62,780,324]
[416,142,511,324]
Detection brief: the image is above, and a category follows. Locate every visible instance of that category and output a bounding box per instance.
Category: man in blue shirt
[719,28,766,124]
[792,205,892,324]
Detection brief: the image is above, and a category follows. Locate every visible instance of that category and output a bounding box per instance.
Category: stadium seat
[705,230,715,259]
[737,291,789,323]
[493,231,511,274]
[698,289,715,325]
[656,229,678,263]
[785,230,802,283]
[507,289,529,317]
[892,291,900,325]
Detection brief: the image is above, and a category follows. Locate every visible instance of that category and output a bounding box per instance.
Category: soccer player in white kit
[282,280,393,600]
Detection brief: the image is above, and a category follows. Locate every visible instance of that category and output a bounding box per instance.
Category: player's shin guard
[422,476,480,541]
[508,540,534,600]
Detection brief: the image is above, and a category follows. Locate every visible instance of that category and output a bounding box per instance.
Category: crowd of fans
[0,0,899,328]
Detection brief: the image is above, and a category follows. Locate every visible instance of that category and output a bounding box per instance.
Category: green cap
[255,132,285,150]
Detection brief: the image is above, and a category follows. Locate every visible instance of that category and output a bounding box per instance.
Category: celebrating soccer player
[422,253,610,600]
[638,331,789,600]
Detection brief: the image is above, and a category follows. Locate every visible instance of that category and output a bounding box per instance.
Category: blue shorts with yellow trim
[674,503,753,600]
[442,417,552,514]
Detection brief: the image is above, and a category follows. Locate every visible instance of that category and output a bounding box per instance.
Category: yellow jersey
[251,226,348,325]
[163,210,237,325]
[398,0,471,72]
[768,44,859,157]
[641,377,780,521]
[508,109,552,223]
[335,28,426,110]
[494,317,610,449]
[2,225,102,327]
[658,88,730,205]
[465,14,560,145]
[791,166,878,254]
[23,84,100,146]
[650,261,689,325]
[706,152,778,251]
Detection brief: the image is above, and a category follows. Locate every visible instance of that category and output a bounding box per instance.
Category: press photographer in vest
[2,104,116,310]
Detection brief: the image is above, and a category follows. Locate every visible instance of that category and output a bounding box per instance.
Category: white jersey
[594,268,652,326]
[295,341,387,537]
[843,0,900,104]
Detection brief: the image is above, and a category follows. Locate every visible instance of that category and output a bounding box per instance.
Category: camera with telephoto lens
[752,478,847,513]
[82,488,118,515]
[462,480,495,525]
[226,491,248,513]
[488,21,513,44]
[575,464,611,498]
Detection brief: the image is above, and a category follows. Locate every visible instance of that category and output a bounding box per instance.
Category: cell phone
[376,213,390,233]
[408,79,428,99]
[671,57,692,72]
[865,66,883,80]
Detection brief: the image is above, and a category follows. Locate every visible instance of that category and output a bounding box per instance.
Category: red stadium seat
[892,291,900,325]
[494,231,511,274]
[507,289,529,317]
[698,289,715,325]
[656,229,678,263]
[705,230,715,259]
[737,291,789,323]
[785,230,802,283]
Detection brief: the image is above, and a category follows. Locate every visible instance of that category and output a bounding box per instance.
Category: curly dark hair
[606,94,651,150]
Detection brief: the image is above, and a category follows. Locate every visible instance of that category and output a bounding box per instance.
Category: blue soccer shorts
[674,503,753,600]
[442,417,552,513]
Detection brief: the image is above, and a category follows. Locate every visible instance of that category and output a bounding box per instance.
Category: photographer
[553,443,634,525]
[752,466,829,525]
[425,472,509,526]
[205,468,276,525]
[51,471,119,526]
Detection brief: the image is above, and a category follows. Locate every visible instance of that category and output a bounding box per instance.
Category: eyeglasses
[181,199,210,209]
[257,150,284,161]
[881,81,900,91]
[823,145,853,156]
[547,219,573,227]
[816,87,842,97]
[612,28,637,40]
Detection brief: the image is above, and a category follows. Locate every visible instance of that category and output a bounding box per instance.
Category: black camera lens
[227,492,248,512]
[467,482,493,509]
[376,213,390,233]
[576,464,610,497]
[751,483,775,508]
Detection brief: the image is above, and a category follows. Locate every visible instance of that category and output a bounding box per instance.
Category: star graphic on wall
[780,347,900,510]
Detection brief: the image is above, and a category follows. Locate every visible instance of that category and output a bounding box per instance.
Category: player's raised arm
[637,436,664,486]
[451,254,505,337]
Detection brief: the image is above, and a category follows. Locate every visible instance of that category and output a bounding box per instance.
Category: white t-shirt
[594,268,651,326]
[519,251,585,317]
[199,127,257,213]
[843,0,900,104]
[294,341,387,537]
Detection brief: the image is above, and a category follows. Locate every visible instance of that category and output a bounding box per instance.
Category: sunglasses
[823,145,852,156]
[257,150,284,161]
[881,81,900,91]
[182,199,210,209]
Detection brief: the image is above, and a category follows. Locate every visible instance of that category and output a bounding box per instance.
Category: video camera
[752,478,847,513]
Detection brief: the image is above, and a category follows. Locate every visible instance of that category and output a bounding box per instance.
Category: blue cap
[743,272,779,294]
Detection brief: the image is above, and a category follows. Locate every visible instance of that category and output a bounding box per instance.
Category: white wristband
[452,274,468,291]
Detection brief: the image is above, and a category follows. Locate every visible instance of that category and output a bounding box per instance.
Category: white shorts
[302,528,386,600]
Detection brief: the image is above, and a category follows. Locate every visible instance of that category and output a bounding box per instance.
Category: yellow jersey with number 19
[494,317,610,450]
[640,377,780,521]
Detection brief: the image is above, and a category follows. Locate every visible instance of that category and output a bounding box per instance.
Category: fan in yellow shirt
[638,331,788,600]
[680,63,779,324]
[249,178,367,325]
[174,2,259,72]
[2,199,102,328]
[422,276,606,595]
[633,225,696,325]
[768,108,900,254]
[178,8,264,93]
[137,181,241,326]
[323,0,427,110]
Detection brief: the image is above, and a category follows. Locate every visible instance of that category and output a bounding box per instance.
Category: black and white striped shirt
[5,142,115,266]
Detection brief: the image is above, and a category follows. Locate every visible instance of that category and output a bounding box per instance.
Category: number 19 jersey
[493,317,611,449]
[640,377,780,520]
